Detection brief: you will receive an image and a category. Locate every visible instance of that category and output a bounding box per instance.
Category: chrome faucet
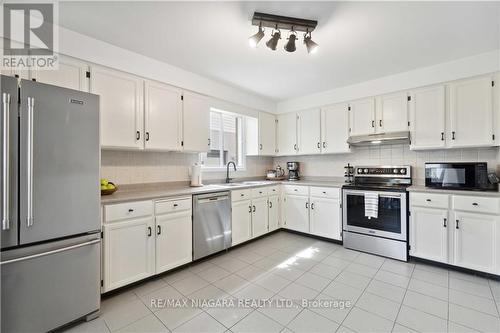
[226,161,237,183]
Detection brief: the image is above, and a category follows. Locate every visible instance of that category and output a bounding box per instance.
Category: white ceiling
[59,1,500,102]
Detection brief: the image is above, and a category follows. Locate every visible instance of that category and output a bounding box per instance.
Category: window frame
[200,108,247,172]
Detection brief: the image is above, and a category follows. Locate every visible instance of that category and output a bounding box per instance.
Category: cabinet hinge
[86,71,91,78]
[407,96,411,101]
[181,95,184,101]
[100,231,103,238]
[100,280,103,287]
[492,81,495,87]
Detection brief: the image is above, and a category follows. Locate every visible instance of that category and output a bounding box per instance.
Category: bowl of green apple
[101,179,117,195]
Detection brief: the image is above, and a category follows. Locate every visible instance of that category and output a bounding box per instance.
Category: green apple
[100,178,109,186]
[107,184,115,190]
[100,185,107,191]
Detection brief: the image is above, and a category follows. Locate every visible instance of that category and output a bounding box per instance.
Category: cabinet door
[321,103,350,154]
[453,211,497,273]
[90,66,144,149]
[259,112,276,156]
[245,117,259,156]
[252,197,269,238]
[103,217,155,292]
[409,85,446,150]
[32,55,89,91]
[232,200,252,246]
[0,39,30,79]
[310,197,341,240]
[144,81,182,151]
[449,76,494,148]
[268,195,279,231]
[283,195,309,233]
[409,207,448,263]
[349,98,376,136]
[376,92,408,133]
[277,113,297,156]
[298,109,321,155]
[155,210,192,274]
[182,92,210,152]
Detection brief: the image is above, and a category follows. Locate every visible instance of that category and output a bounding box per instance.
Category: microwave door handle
[2,93,10,230]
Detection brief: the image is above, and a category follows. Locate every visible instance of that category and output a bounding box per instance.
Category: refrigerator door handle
[2,92,10,230]
[26,97,34,227]
[0,239,100,265]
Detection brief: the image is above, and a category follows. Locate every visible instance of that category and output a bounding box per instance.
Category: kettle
[276,165,285,177]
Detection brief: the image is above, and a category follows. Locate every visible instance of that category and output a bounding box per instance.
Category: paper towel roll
[190,163,203,187]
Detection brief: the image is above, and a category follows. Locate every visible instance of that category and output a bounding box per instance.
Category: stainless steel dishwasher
[193,192,231,260]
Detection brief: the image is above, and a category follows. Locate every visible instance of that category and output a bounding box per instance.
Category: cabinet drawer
[410,192,449,209]
[155,197,192,215]
[310,186,340,199]
[104,200,153,222]
[268,186,280,195]
[452,195,500,214]
[232,189,252,202]
[252,187,268,198]
[283,185,309,196]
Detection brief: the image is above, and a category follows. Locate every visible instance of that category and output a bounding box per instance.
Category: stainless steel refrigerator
[1,75,101,332]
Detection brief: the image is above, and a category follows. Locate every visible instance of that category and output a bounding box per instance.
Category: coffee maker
[287,162,300,181]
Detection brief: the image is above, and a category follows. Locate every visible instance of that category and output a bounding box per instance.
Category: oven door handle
[345,192,402,199]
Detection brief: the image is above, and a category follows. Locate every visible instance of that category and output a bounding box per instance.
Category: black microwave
[425,162,497,191]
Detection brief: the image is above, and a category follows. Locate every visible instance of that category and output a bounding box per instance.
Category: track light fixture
[266,28,281,51]
[304,31,318,54]
[249,12,318,54]
[284,29,297,52]
[248,23,265,48]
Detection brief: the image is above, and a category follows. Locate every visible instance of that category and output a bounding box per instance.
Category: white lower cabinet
[252,197,269,238]
[284,194,310,233]
[310,197,342,240]
[409,207,448,263]
[410,192,500,274]
[155,210,192,274]
[231,199,252,246]
[268,195,279,231]
[452,211,498,273]
[103,217,155,292]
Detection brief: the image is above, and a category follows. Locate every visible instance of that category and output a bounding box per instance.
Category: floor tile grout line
[390,260,415,332]
[491,280,500,318]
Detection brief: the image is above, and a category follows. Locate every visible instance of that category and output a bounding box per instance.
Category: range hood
[347,131,410,146]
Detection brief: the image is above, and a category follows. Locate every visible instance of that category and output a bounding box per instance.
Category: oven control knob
[364,168,369,174]
[400,168,406,174]
[393,169,398,174]
[357,168,363,174]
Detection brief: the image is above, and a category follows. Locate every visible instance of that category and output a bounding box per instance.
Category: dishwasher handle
[195,192,229,204]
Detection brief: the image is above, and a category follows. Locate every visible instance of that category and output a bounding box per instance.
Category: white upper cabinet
[321,103,350,154]
[245,117,259,156]
[144,81,183,151]
[448,75,494,148]
[182,92,210,152]
[349,98,376,136]
[277,112,297,156]
[376,92,408,133]
[90,66,144,149]
[298,109,321,155]
[409,85,446,150]
[32,55,89,92]
[259,112,276,156]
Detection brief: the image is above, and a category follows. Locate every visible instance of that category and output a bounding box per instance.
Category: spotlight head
[265,29,281,51]
[284,31,297,52]
[304,32,318,54]
[248,25,265,48]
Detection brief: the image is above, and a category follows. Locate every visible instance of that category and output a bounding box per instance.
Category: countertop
[407,185,500,198]
[101,178,347,204]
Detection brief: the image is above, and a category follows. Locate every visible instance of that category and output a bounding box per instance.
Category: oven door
[343,189,407,241]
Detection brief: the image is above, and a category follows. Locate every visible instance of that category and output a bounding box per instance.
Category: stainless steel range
[342,165,412,261]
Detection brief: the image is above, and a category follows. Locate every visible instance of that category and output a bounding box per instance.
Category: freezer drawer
[1,234,101,332]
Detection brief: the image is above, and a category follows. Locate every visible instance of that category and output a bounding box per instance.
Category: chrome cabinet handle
[2,93,10,230]
[26,97,34,227]
[443,218,447,228]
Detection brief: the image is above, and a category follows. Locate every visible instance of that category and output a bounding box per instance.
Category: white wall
[56,27,276,114]
[277,50,500,113]
[274,146,499,186]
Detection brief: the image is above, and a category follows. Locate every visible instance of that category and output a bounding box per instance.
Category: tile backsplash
[274,145,500,185]
[101,150,273,185]
[101,146,499,186]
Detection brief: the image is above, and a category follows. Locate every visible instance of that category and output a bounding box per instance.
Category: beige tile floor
[63,231,500,333]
